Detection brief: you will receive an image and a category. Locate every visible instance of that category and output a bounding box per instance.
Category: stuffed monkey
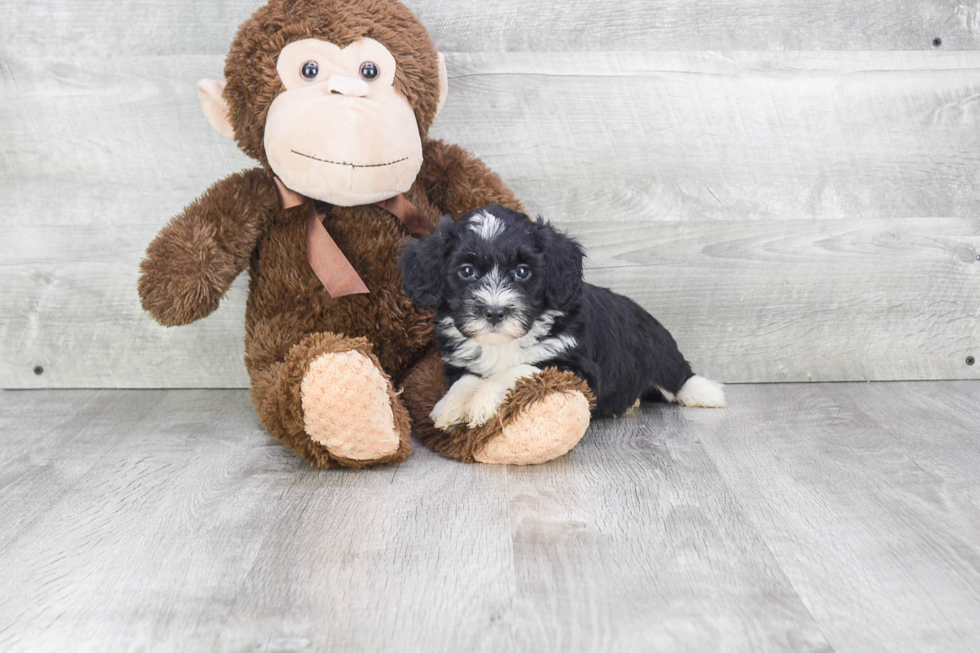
[138,0,593,468]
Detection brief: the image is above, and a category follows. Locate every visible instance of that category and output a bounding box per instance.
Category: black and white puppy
[399,204,725,429]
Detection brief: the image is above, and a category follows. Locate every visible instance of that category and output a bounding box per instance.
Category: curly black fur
[400,204,700,417]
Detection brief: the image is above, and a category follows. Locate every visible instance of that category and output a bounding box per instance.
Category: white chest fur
[439,311,577,378]
[432,311,579,429]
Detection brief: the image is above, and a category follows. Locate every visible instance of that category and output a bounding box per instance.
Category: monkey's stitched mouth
[291,150,409,168]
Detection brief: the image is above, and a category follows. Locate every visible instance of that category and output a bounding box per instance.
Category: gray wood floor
[0,382,978,652]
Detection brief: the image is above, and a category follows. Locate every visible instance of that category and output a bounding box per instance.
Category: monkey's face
[262,38,423,206]
[199,0,447,203]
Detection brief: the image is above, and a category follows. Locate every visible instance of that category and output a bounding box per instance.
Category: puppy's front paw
[466,383,510,427]
[431,375,482,430]
[466,365,540,427]
[432,397,467,430]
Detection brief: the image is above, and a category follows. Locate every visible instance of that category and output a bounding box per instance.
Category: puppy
[399,204,725,429]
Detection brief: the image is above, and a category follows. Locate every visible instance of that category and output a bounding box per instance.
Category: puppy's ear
[399,216,456,310]
[534,219,585,310]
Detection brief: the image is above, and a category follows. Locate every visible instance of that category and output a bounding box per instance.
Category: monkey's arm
[138,168,278,327]
[419,140,524,217]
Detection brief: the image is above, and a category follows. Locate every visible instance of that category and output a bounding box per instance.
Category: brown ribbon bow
[273,178,431,298]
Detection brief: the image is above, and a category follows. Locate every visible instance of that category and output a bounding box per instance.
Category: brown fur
[138,169,279,327]
[138,0,595,468]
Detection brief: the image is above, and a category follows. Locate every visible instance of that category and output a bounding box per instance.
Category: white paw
[431,375,483,430]
[466,382,511,427]
[466,364,540,427]
[676,374,727,408]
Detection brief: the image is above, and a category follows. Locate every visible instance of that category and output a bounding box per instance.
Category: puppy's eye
[301,61,320,80]
[459,264,477,280]
[514,265,532,280]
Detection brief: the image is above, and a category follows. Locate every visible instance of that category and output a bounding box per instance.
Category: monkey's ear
[435,53,449,117]
[196,79,235,140]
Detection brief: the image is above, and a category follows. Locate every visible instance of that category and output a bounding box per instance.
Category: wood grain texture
[0,390,302,651]
[0,387,829,652]
[696,382,980,652]
[2,383,979,650]
[1,0,978,56]
[497,412,830,652]
[440,52,980,223]
[584,218,980,383]
[3,50,979,387]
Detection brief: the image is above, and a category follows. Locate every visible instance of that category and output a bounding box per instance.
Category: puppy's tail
[676,374,727,408]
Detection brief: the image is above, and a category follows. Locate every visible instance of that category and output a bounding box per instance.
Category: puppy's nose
[483,306,508,325]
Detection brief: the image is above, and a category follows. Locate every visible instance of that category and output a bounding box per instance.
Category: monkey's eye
[359,61,380,82]
[459,264,477,280]
[301,61,320,80]
[514,265,532,280]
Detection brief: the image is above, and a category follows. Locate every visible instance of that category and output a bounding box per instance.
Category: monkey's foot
[473,369,593,465]
[300,350,404,462]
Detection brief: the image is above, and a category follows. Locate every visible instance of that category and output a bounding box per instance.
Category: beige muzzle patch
[264,80,423,206]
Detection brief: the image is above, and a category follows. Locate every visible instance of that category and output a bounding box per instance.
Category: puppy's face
[400,204,585,345]
[443,211,547,344]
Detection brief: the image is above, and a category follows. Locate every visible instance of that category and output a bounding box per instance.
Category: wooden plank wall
[1,1,979,388]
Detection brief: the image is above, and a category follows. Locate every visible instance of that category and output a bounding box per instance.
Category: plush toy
[138,0,593,468]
